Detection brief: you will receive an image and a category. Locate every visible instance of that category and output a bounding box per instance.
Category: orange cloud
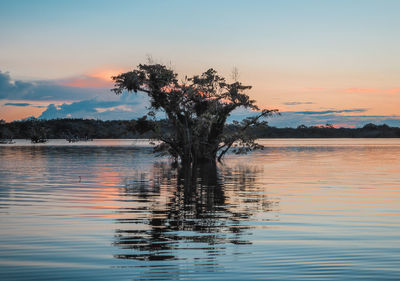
[90,68,125,82]
[59,68,126,88]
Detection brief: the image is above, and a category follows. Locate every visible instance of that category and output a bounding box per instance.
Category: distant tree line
[240,123,400,138]
[1,118,399,139]
[0,118,151,139]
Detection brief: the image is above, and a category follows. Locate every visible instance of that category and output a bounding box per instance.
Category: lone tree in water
[112,63,278,164]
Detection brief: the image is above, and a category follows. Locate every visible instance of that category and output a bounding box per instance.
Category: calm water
[0,139,400,280]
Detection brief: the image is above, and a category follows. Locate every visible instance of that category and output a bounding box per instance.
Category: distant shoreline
[1,118,399,139]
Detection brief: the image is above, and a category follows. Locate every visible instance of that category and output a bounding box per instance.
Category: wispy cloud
[294,109,367,115]
[283,101,314,105]
[228,108,400,128]
[4,102,31,107]
[267,111,400,128]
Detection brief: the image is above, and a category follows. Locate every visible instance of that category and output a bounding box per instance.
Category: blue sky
[0,0,399,127]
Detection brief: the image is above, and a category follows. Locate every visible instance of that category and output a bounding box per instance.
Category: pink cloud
[57,68,125,88]
[59,75,112,88]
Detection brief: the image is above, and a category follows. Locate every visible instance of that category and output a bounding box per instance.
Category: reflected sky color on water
[0,139,400,280]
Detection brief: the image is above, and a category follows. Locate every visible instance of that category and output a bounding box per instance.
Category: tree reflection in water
[113,162,277,262]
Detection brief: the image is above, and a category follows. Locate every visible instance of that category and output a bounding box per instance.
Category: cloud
[267,111,400,128]
[294,109,367,115]
[0,70,111,101]
[38,94,152,120]
[4,102,31,107]
[57,75,113,88]
[2,69,399,127]
[0,69,157,120]
[227,108,400,128]
[283,101,314,105]
[34,100,400,128]
[57,69,124,88]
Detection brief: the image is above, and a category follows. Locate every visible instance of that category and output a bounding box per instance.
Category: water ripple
[1,139,400,280]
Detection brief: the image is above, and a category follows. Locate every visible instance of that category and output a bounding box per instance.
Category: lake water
[1,139,400,280]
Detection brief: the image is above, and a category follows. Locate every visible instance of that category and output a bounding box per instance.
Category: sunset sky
[1,0,399,127]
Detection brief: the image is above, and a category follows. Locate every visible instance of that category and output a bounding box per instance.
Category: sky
[0,0,399,127]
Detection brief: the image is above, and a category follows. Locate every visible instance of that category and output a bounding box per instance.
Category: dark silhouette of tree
[112,63,278,164]
[29,120,48,143]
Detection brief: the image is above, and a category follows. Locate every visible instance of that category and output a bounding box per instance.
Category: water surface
[1,139,400,280]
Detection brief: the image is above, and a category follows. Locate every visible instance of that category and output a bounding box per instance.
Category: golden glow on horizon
[90,68,126,82]
[0,100,54,122]
[0,66,399,124]
[251,83,400,117]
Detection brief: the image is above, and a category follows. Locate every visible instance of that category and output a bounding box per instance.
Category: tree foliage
[112,63,278,164]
